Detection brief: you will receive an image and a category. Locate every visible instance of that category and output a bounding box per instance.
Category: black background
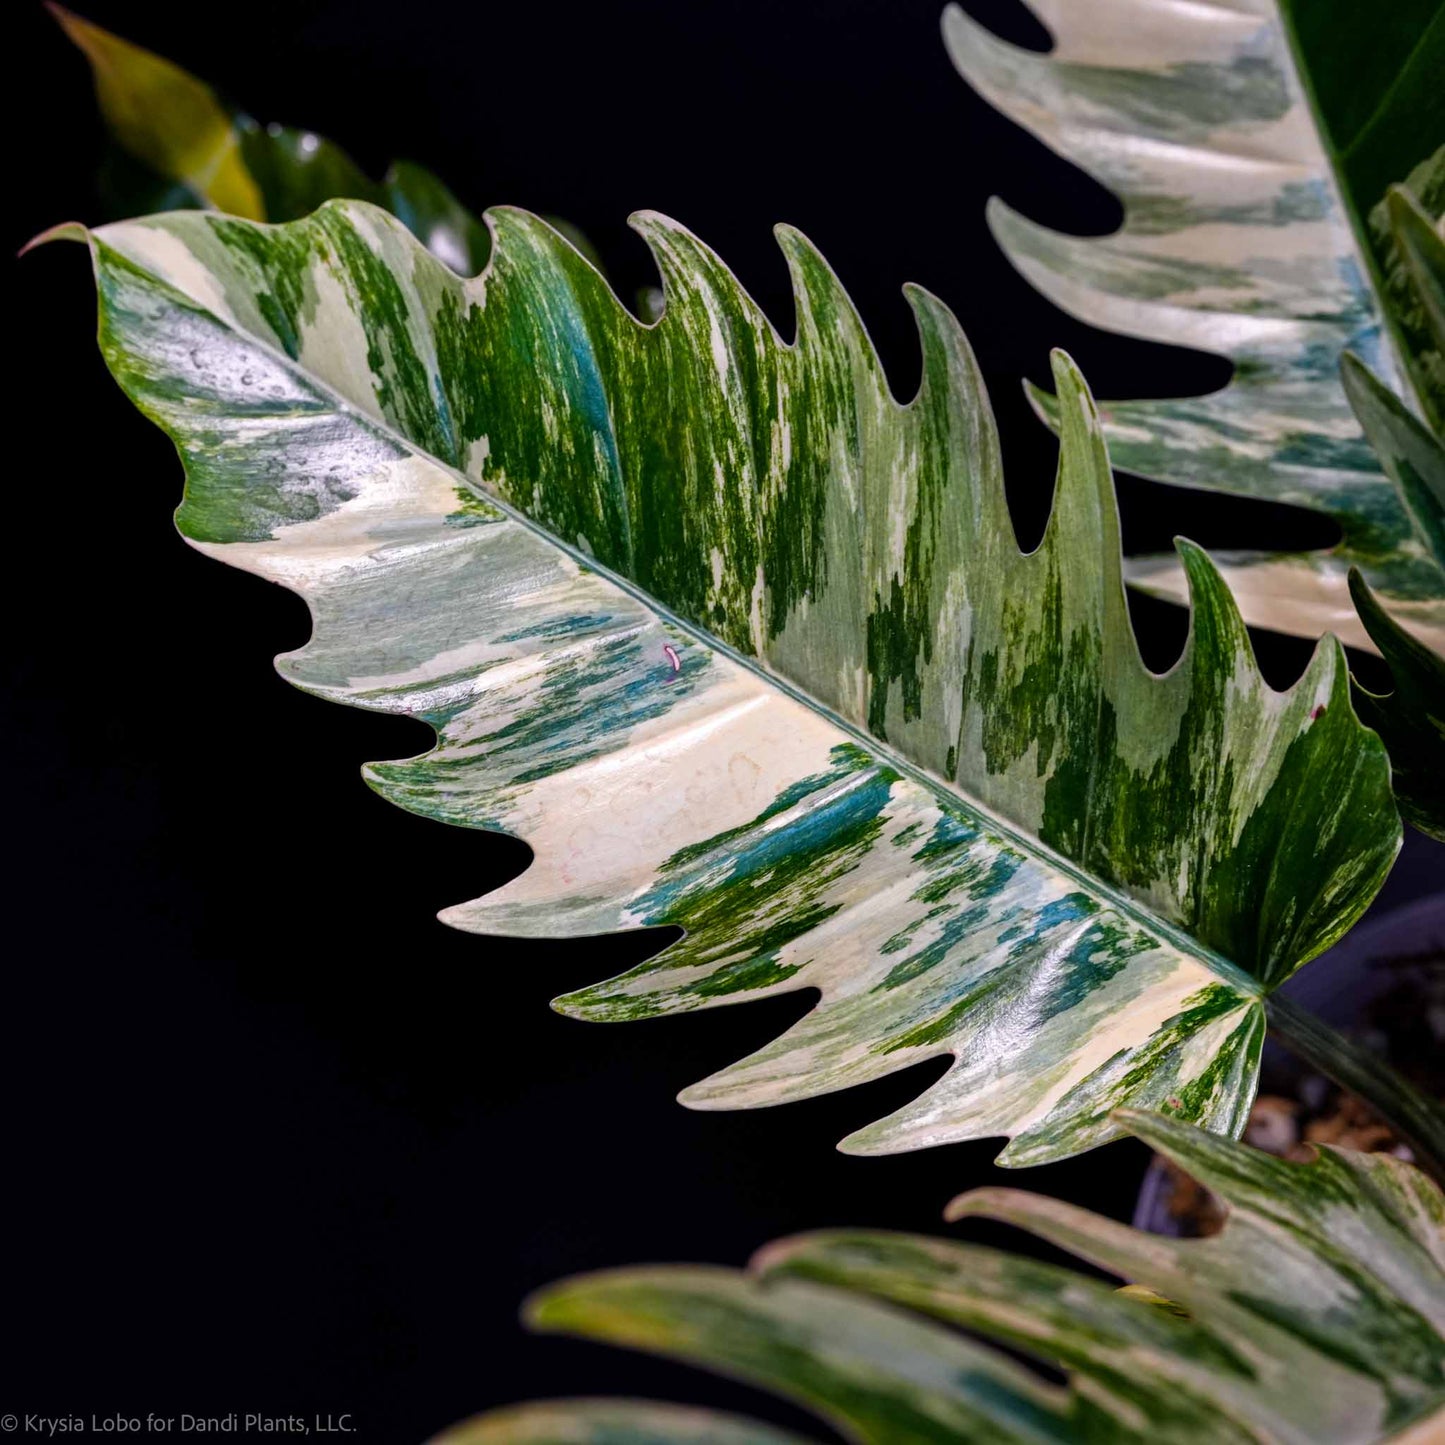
[7,1,1442,1439]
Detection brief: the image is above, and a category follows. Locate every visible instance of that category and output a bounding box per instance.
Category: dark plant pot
[1132,893,1445,1236]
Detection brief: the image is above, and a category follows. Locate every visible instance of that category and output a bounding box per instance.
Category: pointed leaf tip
[1021,375,1061,432]
[54,4,265,221]
[19,221,89,257]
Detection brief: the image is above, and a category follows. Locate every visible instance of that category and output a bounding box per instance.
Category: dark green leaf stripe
[944,1,1445,654]
[507,1113,1445,1444]
[65,199,1399,1160]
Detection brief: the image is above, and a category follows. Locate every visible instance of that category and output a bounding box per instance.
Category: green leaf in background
[51,5,492,275]
[943,0,1445,656]
[1285,0,1444,429]
[1335,183,1445,840]
[1350,576,1445,843]
[55,199,1402,1164]
[451,1111,1445,1444]
[439,1403,807,1445]
[1372,176,1445,441]
[1340,353,1445,840]
[48,3,261,218]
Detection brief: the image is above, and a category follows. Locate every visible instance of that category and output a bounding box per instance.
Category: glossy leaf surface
[498,1112,1445,1444]
[64,200,1401,1162]
[944,0,1445,653]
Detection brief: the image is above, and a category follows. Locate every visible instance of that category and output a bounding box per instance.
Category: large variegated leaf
[943,0,1445,654]
[452,1111,1445,1445]
[57,199,1401,1163]
[52,5,492,274]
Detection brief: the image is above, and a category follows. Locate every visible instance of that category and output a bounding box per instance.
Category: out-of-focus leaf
[1288,0,1445,415]
[435,1401,807,1445]
[53,6,492,274]
[1374,183,1445,440]
[1342,355,1445,580]
[56,201,1401,1162]
[1349,573,1445,841]
[486,1111,1445,1443]
[50,2,262,219]
[943,1,1445,655]
[1337,236,1445,839]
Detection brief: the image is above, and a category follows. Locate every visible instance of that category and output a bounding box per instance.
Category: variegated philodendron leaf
[465,1111,1445,1445]
[52,5,492,275]
[943,1,1445,655]
[58,199,1401,1164]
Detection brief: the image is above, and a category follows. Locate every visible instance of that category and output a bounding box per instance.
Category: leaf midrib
[95,215,1268,1003]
